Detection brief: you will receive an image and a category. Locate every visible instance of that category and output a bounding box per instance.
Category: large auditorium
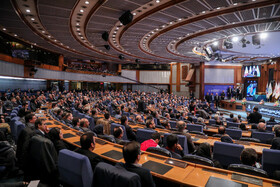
[0,0,280,186]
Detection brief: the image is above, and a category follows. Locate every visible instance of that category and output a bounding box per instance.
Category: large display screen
[246,80,257,97]
[243,65,261,77]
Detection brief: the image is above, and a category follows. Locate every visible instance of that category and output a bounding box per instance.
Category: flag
[273,82,277,98]
[276,82,280,99]
[266,83,269,99]
[268,82,273,99]
[274,83,279,99]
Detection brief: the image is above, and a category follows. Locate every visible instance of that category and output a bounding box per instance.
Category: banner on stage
[204,85,233,96]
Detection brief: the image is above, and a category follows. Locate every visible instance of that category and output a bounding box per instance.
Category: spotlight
[252,35,260,45]
[213,41,218,46]
[223,39,233,49]
[260,32,268,39]
[232,36,239,42]
[119,11,133,25]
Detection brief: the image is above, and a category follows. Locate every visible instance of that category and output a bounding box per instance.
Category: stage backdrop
[204,85,233,96]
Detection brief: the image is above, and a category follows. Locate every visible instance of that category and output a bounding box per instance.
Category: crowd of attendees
[0,89,279,186]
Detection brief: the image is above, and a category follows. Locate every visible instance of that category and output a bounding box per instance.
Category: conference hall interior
[0,0,280,186]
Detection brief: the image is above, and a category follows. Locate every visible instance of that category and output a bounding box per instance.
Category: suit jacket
[271,137,280,150]
[172,131,196,153]
[137,100,146,112]
[124,124,137,141]
[247,112,262,124]
[75,148,103,171]
[118,163,155,187]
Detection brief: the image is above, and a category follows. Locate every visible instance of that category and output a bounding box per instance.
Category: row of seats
[9,106,25,142]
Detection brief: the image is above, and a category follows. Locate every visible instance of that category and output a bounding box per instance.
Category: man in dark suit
[247,107,262,124]
[75,133,103,171]
[227,86,232,99]
[121,115,136,141]
[204,92,210,103]
[190,91,195,100]
[271,128,280,150]
[120,141,155,187]
[214,93,220,107]
[137,97,146,112]
[220,90,225,100]
[34,118,49,137]
[165,134,184,159]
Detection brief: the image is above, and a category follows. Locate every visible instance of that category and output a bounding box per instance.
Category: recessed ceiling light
[202,11,206,13]
[120,23,123,26]
[26,9,31,13]
[54,39,57,42]
[14,34,17,37]
[81,37,84,39]
[133,12,136,16]
[178,18,182,21]
[78,33,81,35]
[2,28,6,31]
[85,1,89,4]
[260,32,268,39]
[116,27,119,30]
[162,25,165,28]
[156,0,160,3]
[233,3,238,5]
[232,36,239,42]
[169,22,173,24]
[80,9,84,13]
[216,7,221,10]
[213,41,218,46]
[76,23,79,26]
[31,18,35,21]
[42,31,45,33]
[48,35,51,38]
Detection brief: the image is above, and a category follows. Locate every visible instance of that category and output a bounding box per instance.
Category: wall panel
[204,68,234,83]
[0,60,24,77]
[139,71,170,84]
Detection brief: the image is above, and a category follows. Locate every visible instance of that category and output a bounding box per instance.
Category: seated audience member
[80,118,92,132]
[120,141,155,187]
[215,119,223,126]
[239,123,247,131]
[257,122,266,132]
[72,117,82,131]
[48,127,69,154]
[232,117,239,123]
[34,118,49,138]
[75,133,103,171]
[161,120,171,130]
[135,115,145,125]
[25,113,36,129]
[56,109,63,120]
[229,113,234,119]
[165,134,184,159]
[121,115,136,141]
[113,127,124,144]
[18,102,30,120]
[145,119,156,130]
[195,143,221,168]
[63,113,73,127]
[140,132,161,151]
[96,112,111,135]
[271,128,280,150]
[215,126,233,143]
[172,121,196,153]
[247,107,262,124]
[165,113,171,120]
[91,109,100,124]
[114,109,122,119]
[93,124,104,135]
[196,117,206,127]
[238,115,242,123]
[0,114,12,141]
[240,148,260,168]
[0,132,17,178]
[268,117,276,122]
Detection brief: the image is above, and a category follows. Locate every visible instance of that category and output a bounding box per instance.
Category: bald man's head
[258,122,266,131]
[218,125,226,135]
[176,121,186,132]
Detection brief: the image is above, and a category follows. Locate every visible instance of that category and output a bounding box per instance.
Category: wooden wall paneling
[176,63,181,92]
[136,70,140,82]
[0,53,24,65]
[58,55,64,71]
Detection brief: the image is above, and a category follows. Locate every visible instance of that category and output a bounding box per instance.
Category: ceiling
[0,0,279,64]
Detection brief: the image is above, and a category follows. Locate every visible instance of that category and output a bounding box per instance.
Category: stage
[220,100,280,120]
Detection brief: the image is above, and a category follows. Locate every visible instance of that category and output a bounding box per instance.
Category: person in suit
[34,118,49,137]
[25,113,36,129]
[114,109,122,119]
[240,148,260,168]
[80,118,92,133]
[75,133,103,171]
[137,97,146,112]
[227,86,232,99]
[247,107,262,124]
[48,127,69,154]
[121,115,136,141]
[113,126,124,145]
[165,134,184,159]
[214,93,220,107]
[145,119,156,131]
[135,115,145,125]
[271,128,280,150]
[220,90,226,100]
[190,91,195,100]
[204,93,210,103]
[120,141,155,187]
[172,121,196,153]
